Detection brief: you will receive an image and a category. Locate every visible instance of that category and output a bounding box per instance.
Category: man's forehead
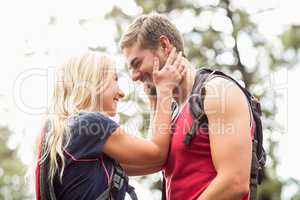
[123,46,143,66]
[123,43,142,58]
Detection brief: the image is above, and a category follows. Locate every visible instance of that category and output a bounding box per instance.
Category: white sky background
[0,0,299,199]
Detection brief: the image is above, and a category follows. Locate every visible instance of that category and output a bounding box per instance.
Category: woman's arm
[121,162,163,176]
[102,90,172,165]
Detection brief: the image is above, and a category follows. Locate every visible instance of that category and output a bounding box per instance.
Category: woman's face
[99,74,125,116]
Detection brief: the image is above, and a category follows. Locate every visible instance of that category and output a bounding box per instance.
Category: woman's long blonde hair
[41,51,116,183]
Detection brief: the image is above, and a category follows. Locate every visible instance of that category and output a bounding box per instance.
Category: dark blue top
[53,112,127,200]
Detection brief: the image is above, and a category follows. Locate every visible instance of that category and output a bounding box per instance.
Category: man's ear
[159,35,173,55]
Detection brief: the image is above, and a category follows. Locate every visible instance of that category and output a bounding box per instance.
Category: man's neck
[173,58,197,105]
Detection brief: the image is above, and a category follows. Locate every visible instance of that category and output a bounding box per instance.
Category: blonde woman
[36,50,185,200]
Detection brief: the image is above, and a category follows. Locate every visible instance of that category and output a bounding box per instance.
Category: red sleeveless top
[164,102,254,200]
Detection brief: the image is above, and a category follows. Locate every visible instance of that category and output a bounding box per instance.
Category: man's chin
[143,81,155,94]
[149,87,156,95]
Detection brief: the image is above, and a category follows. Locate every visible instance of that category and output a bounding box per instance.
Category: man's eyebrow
[129,57,138,68]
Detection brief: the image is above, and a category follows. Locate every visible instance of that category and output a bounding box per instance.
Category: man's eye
[135,61,141,69]
[129,64,136,70]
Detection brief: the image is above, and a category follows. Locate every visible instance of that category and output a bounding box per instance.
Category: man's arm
[197,77,252,200]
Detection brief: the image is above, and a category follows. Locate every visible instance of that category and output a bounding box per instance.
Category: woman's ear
[159,35,173,56]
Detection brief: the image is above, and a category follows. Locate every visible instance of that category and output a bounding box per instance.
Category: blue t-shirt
[53,112,127,200]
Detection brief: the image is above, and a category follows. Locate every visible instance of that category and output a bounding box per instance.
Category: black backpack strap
[161,173,166,200]
[184,69,215,145]
[96,160,138,200]
[249,140,259,200]
[250,97,266,169]
[96,164,115,200]
[96,186,112,200]
[127,185,138,200]
[249,97,266,200]
[112,162,138,200]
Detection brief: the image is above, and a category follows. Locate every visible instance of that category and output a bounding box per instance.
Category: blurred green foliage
[0,126,31,200]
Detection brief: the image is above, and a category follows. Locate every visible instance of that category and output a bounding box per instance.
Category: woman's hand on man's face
[152,47,185,95]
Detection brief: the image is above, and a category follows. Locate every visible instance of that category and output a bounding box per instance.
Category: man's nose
[131,71,141,81]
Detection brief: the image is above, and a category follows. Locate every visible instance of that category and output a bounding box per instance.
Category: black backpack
[162,68,266,200]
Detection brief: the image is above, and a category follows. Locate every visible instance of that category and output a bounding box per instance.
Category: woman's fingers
[178,59,185,74]
[153,47,186,92]
[170,52,184,76]
[172,51,182,67]
[180,63,186,76]
[165,47,177,67]
[153,57,159,75]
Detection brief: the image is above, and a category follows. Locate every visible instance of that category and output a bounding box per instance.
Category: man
[120,13,253,200]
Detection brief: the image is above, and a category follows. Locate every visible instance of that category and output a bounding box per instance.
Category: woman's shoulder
[69,112,113,124]
[64,112,120,159]
[68,112,119,135]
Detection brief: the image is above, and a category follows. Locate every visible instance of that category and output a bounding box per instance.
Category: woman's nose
[118,88,125,99]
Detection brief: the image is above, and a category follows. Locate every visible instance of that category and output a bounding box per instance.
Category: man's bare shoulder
[203,77,248,116]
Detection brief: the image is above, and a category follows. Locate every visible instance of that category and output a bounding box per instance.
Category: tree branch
[223,0,252,88]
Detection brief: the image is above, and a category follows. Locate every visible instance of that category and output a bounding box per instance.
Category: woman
[36,50,184,200]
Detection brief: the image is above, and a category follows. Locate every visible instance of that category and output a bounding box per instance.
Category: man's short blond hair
[120,13,184,53]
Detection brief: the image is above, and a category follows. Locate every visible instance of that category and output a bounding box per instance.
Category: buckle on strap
[112,173,124,190]
[111,164,127,191]
[250,177,258,186]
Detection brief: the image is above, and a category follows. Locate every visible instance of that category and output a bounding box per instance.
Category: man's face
[123,42,166,94]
